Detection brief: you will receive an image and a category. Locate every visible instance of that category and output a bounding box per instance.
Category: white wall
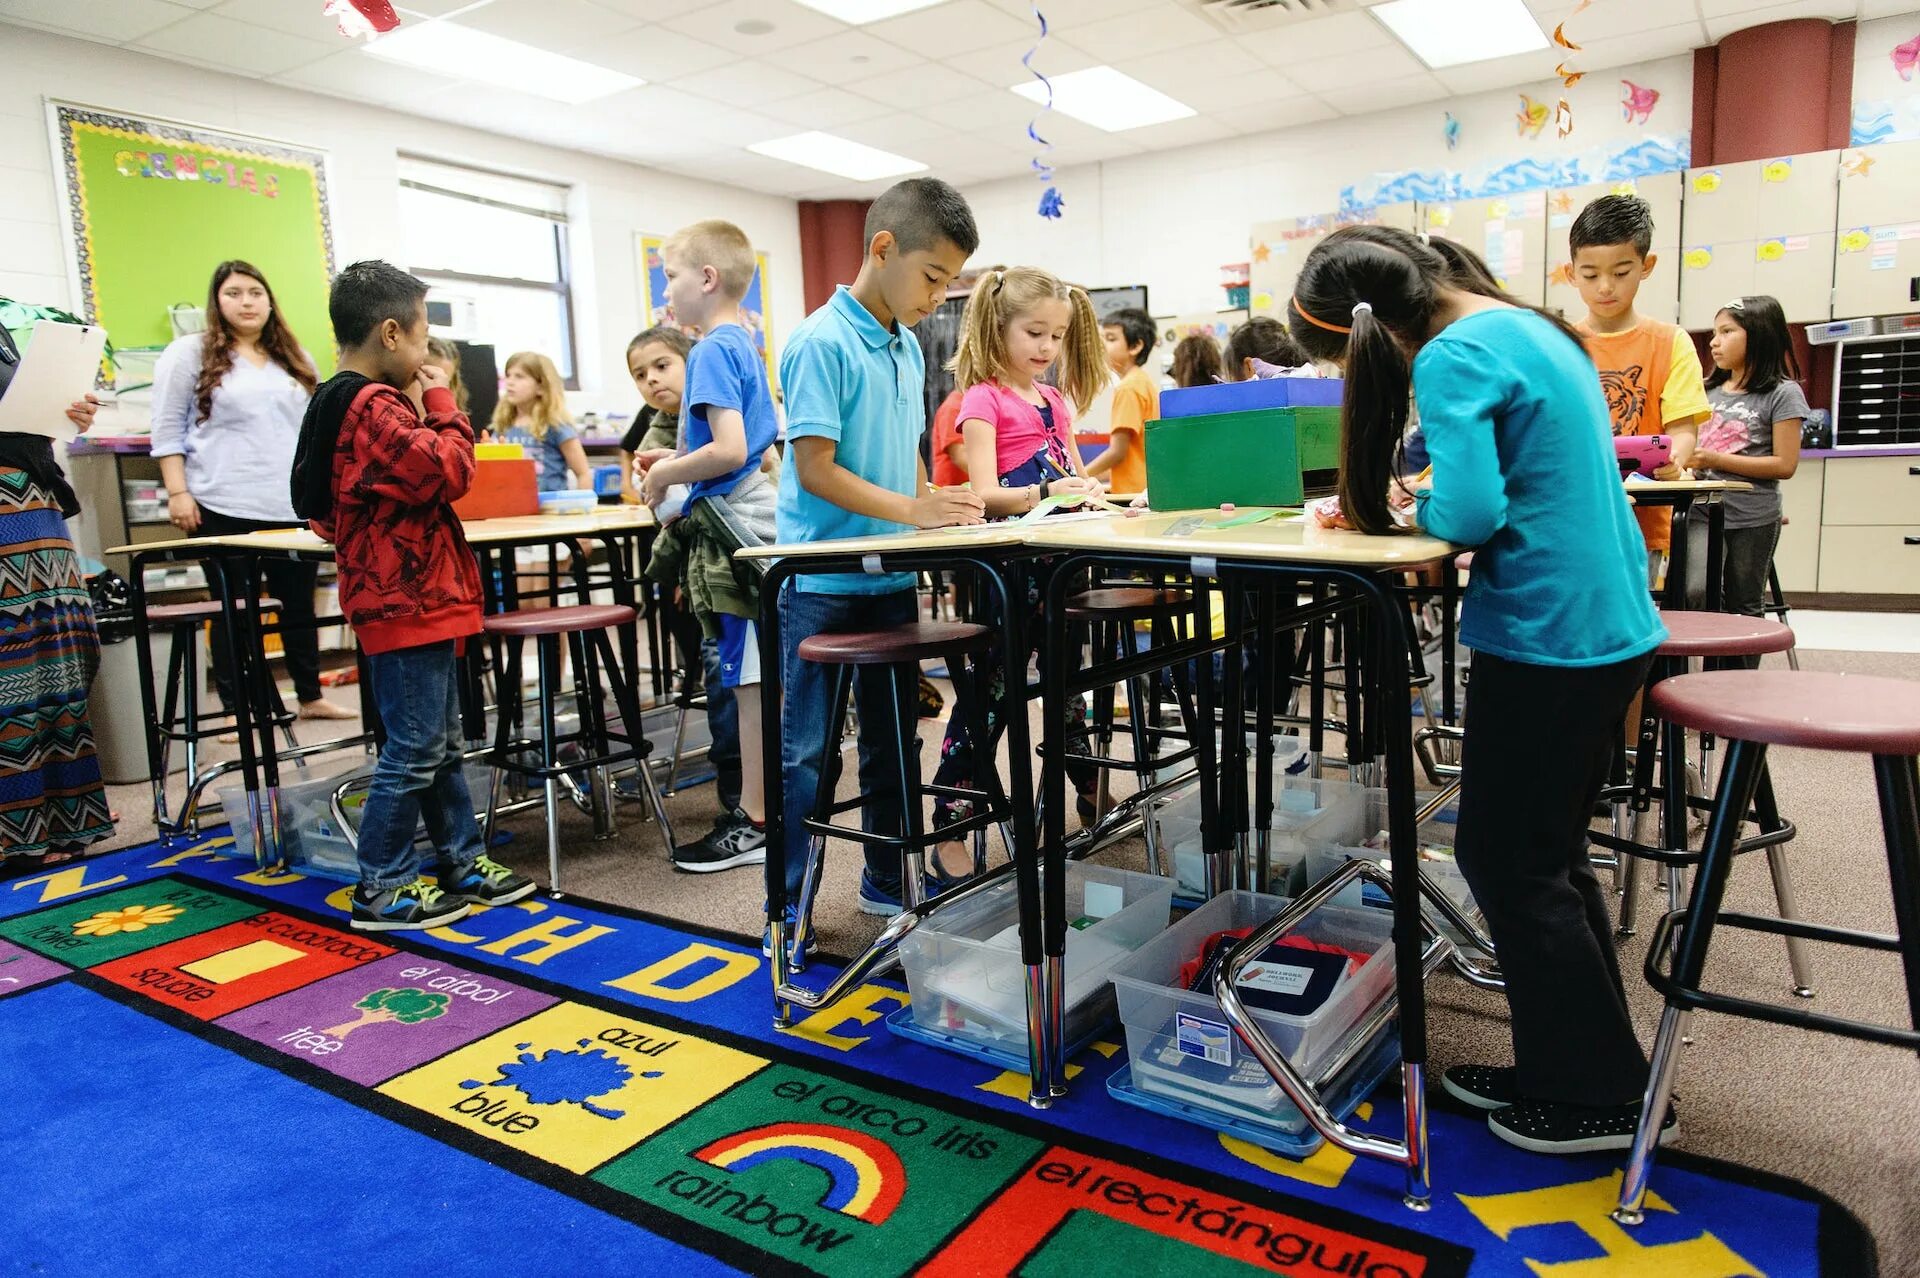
[1850,14,1920,143]
[959,53,1696,316]
[0,25,806,419]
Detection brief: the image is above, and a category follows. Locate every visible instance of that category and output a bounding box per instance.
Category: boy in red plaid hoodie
[291,260,533,931]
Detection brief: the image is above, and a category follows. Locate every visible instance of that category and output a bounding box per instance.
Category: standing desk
[1621,479,1750,610]
[1022,510,1459,1209]
[113,506,659,870]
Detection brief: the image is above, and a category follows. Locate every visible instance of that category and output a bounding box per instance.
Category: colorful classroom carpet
[0,835,1875,1277]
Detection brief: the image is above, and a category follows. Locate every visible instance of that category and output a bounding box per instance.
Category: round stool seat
[1650,671,1920,755]
[1453,552,1474,573]
[482,602,636,636]
[1065,587,1191,621]
[148,596,283,622]
[798,621,991,667]
[1655,611,1795,658]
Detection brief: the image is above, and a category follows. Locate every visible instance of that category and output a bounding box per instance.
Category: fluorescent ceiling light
[1371,0,1548,69]
[748,131,927,181]
[1009,66,1195,133]
[362,20,642,104]
[790,0,949,21]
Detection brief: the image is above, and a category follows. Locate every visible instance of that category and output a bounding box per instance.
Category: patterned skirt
[0,468,113,858]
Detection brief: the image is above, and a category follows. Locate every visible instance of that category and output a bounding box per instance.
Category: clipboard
[0,321,107,442]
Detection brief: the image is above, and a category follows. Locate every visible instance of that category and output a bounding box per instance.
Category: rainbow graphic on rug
[695,1121,907,1224]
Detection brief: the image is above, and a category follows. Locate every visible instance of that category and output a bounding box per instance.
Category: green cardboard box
[1143,406,1341,510]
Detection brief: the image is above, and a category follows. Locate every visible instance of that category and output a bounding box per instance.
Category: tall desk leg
[209,551,276,869]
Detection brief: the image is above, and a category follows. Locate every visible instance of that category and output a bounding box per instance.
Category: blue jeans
[356,640,485,890]
[702,637,741,813]
[778,585,918,895]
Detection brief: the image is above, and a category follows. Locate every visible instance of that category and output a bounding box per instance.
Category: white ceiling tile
[1317,71,1449,114]
[1285,42,1425,92]
[0,0,194,42]
[393,0,475,14]
[944,35,1099,84]
[773,28,926,79]
[665,57,823,106]
[587,0,695,20]
[767,85,894,127]
[662,0,847,57]
[1170,68,1309,115]
[979,0,1161,25]
[832,112,957,156]
[915,86,1044,131]
[568,26,741,80]
[139,11,337,74]
[865,0,1035,55]
[1858,0,1918,16]
[457,0,639,47]
[1239,10,1397,66]
[917,130,1030,167]
[1221,95,1340,134]
[280,48,466,99]
[1118,112,1237,149]
[594,83,730,130]
[209,0,364,39]
[680,104,795,147]
[1432,47,1569,96]
[1060,5,1219,62]
[1703,0,1859,40]
[1531,0,1702,43]
[1118,39,1266,94]
[1569,21,1706,70]
[842,60,996,108]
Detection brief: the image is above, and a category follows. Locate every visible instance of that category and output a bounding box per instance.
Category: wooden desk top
[1020,509,1457,567]
[735,521,1030,561]
[1621,479,1752,495]
[109,506,655,558]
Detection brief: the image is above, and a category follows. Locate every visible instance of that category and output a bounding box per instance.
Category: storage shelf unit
[1831,332,1920,448]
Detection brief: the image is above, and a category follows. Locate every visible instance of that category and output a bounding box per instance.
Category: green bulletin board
[51,103,338,375]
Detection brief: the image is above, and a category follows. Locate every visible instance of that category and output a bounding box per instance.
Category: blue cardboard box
[1160,377,1342,419]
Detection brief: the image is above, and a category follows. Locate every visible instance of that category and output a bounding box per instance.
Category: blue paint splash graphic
[460,1038,661,1120]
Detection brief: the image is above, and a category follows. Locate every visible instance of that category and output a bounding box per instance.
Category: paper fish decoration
[1843,151,1876,178]
[1555,97,1574,138]
[1693,171,1721,194]
[1444,112,1460,151]
[1757,240,1786,262]
[1683,248,1714,270]
[324,0,399,37]
[1840,229,1872,253]
[1621,81,1659,124]
[1761,158,1792,183]
[1517,95,1550,138]
[1549,263,1575,287]
[1893,32,1920,81]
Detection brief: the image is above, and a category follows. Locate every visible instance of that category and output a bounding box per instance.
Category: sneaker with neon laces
[438,855,537,907]
[350,878,471,932]
[673,808,767,873]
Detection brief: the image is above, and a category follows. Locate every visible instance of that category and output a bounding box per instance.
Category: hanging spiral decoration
[1024,3,1064,219]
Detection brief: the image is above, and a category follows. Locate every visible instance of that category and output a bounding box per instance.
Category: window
[397,155,578,385]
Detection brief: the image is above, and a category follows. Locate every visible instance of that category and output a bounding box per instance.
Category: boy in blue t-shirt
[771,178,985,958]
[637,220,780,873]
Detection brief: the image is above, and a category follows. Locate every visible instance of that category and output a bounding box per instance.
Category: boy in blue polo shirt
[773,178,983,954]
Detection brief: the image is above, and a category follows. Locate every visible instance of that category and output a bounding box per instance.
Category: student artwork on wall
[636,232,775,389]
[48,103,336,374]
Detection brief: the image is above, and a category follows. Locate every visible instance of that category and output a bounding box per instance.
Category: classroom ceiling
[2,0,1906,198]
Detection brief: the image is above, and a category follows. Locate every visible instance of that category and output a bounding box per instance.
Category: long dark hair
[1706,295,1799,394]
[1287,225,1586,534]
[1225,316,1308,379]
[195,259,316,423]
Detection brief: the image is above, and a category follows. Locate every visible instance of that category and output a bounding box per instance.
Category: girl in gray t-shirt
[1693,296,1809,621]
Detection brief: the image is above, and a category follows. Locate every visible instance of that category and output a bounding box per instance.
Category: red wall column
[797,200,872,314]
[1695,19,1855,164]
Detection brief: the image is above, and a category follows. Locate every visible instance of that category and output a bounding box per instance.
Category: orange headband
[1293,295,1352,335]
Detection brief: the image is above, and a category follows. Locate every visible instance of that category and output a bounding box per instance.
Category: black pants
[1453,649,1654,1106]
[1720,521,1781,621]
[194,507,323,708]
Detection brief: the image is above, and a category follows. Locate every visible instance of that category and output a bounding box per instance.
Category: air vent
[1183,0,1360,35]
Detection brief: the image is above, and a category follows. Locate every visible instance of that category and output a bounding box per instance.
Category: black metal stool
[788,620,1012,963]
[481,602,671,890]
[1615,668,1920,1224]
[145,595,299,839]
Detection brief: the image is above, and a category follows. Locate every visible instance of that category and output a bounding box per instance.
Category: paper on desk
[0,321,106,442]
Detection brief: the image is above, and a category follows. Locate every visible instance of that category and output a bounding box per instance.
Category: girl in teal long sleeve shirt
[1288,226,1673,1157]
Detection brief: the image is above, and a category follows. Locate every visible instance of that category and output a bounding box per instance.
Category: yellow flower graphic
[72,903,184,937]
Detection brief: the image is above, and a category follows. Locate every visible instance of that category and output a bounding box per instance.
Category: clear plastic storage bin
[218,760,494,883]
[899,862,1173,1060]
[1150,773,1363,897]
[1302,789,1486,944]
[1109,890,1396,1130]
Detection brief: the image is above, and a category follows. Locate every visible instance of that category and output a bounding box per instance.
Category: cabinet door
[1774,459,1822,592]
[1679,241,1757,329]
[1819,454,1920,524]
[1755,151,1839,238]
[1545,174,1683,322]
[1427,192,1548,306]
[1833,141,1920,319]
[1753,231,1835,323]
[1251,216,1328,318]
[1836,140,1920,227]
[1682,159,1762,246]
[1816,525,1920,593]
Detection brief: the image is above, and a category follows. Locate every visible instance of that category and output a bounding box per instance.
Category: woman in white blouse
[150,260,352,721]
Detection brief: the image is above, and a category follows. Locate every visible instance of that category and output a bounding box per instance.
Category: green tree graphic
[323,988,451,1038]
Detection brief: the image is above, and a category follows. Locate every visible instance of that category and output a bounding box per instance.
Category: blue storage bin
[1160,377,1343,419]
[591,463,625,496]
